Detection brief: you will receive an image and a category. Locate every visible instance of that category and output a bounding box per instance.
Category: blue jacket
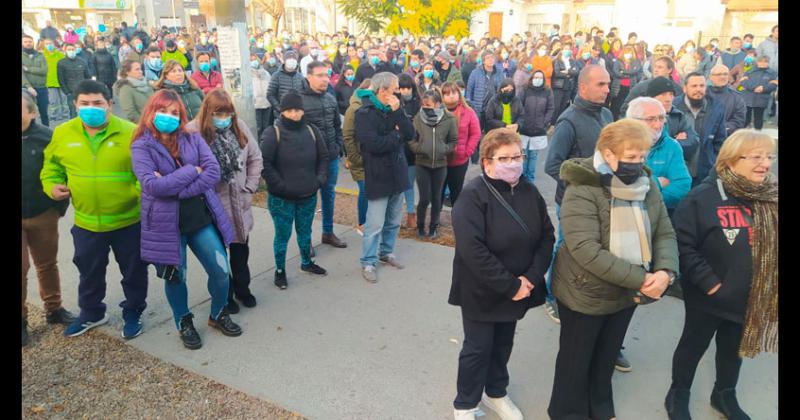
[494,60,517,79]
[665,105,700,164]
[740,67,778,108]
[719,49,746,70]
[647,128,692,210]
[466,65,504,116]
[674,95,728,184]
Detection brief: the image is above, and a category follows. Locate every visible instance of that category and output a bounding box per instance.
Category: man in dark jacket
[355,48,391,85]
[707,64,746,136]
[57,44,91,118]
[466,50,504,129]
[22,34,50,126]
[673,72,728,186]
[647,77,701,169]
[299,61,347,249]
[354,72,415,283]
[92,37,118,95]
[21,91,76,346]
[39,20,61,43]
[74,41,96,78]
[267,50,304,119]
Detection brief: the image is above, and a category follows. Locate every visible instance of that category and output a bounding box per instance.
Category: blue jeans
[356,180,368,226]
[360,192,404,267]
[163,224,230,330]
[320,157,339,234]
[34,87,50,126]
[545,204,563,303]
[404,165,416,214]
[522,149,539,183]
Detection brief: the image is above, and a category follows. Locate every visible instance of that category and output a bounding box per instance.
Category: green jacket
[40,115,141,233]
[552,157,679,315]
[113,78,154,122]
[22,50,48,88]
[409,111,458,169]
[342,90,365,181]
[43,49,64,88]
[161,49,189,69]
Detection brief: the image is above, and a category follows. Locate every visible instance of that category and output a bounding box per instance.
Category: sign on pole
[216,26,243,97]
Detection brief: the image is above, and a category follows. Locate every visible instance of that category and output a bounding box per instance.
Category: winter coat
[298,79,344,158]
[740,67,778,108]
[718,49,746,71]
[131,129,235,266]
[665,105,700,166]
[63,30,79,45]
[647,128,692,210]
[706,85,747,136]
[158,80,204,121]
[519,85,554,137]
[92,49,117,84]
[677,54,698,80]
[551,57,579,91]
[343,92,366,181]
[43,50,64,88]
[673,95,728,182]
[610,58,643,92]
[76,50,96,77]
[460,61,477,85]
[417,71,442,94]
[250,67,271,109]
[465,65,504,116]
[484,95,524,131]
[756,37,779,74]
[334,80,356,115]
[260,117,329,201]
[40,115,140,233]
[494,60,517,79]
[531,55,554,88]
[161,49,189,69]
[191,70,224,95]
[545,96,613,205]
[57,57,91,95]
[22,122,68,219]
[552,157,679,315]
[435,63,464,84]
[449,175,555,322]
[401,94,422,166]
[267,65,305,118]
[674,172,757,323]
[354,99,416,200]
[121,48,142,65]
[22,50,48,88]
[113,78,154,123]
[409,111,458,169]
[185,119,263,243]
[446,103,482,167]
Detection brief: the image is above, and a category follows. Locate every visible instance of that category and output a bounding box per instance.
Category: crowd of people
[22,19,778,420]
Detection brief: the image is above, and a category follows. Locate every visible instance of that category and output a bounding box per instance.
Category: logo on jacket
[723,228,740,245]
[717,205,753,246]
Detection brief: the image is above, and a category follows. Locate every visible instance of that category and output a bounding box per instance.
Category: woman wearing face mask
[609,45,643,121]
[417,62,441,94]
[154,59,205,120]
[408,88,458,239]
[519,70,554,183]
[532,42,554,88]
[677,41,699,81]
[441,82,481,206]
[548,119,678,420]
[512,58,534,99]
[730,50,756,91]
[131,89,241,350]
[551,45,579,125]
[450,128,555,420]
[738,56,778,131]
[248,53,272,138]
[346,45,361,70]
[262,52,281,75]
[335,65,357,116]
[190,52,224,95]
[266,50,304,120]
[396,73,423,228]
[113,59,155,123]
[91,37,117,94]
[484,79,524,133]
[333,43,348,75]
[495,47,517,79]
[186,89,263,314]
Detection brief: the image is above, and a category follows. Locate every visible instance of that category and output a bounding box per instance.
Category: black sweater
[449,175,555,322]
[22,122,68,219]
[260,118,329,201]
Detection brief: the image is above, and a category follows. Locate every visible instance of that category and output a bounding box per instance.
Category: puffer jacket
[251,67,271,109]
[22,49,48,88]
[298,79,343,158]
[740,67,778,108]
[186,119,263,244]
[23,121,68,219]
[551,57,579,91]
[334,79,356,115]
[190,70,224,95]
[647,128,692,210]
[409,110,458,169]
[267,65,305,118]
[552,157,679,315]
[158,80,204,121]
[343,90,366,181]
[113,77,154,123]
[519,84,554,137]
[484,94,524,131]
[446,103,481,167]
[465,65,504,116]
[57,57,91,95]
[92,49,117,85]
[131,128,235,266]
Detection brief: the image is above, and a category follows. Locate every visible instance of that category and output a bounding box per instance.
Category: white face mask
[532,78,544,87]
[285,58,298,70]
[538,49,547,57]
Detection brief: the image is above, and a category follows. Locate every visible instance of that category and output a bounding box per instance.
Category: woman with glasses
[665,130,777,420]
[548,119,679,420]
[450,128,555,420]
[186,88,263,313]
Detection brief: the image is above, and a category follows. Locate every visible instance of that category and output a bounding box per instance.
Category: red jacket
[191,70,224,94]
[447,103,482,167]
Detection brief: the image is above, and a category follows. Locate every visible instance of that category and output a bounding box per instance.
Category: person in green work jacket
[40,80,149,340]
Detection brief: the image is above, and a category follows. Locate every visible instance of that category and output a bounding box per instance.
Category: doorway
[489,12,503,40]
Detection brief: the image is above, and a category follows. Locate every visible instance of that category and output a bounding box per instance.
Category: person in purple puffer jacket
[130,89,242,350]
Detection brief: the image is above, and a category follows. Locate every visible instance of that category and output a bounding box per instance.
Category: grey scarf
[420,107,445,126]
[127,76,153,95]
[210,128,242,184]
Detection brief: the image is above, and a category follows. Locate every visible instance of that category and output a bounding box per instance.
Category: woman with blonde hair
[665,130,777,420]
[153,59,205,120]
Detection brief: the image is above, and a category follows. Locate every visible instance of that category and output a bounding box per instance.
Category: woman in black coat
[449,128,555,419]
[484,78,524,131]
[551,49,579,125]
[519,70,554,183]
[92,37,118,94]
[399,73,422,227]
[334,65,357,116]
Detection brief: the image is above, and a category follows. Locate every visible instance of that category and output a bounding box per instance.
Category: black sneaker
[22,319,29,347]
[711,388,751,420]
[208,310,242,337]
[238,294,257,308]
[429,225,440,240]
[665,388,692,420]
[46,308,78,325]
[179,314,202,350]
[275,270,288,289]
[301,262,327,276]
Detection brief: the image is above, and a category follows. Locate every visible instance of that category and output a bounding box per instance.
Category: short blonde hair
[715,130,776,173]
[480,128,522,169]
[595,119,652,156]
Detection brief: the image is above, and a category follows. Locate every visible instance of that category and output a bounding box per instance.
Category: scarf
[717,167,778,358]
[356,89,391,113]
[127,76,152,94]
[420,107,445,126]
[594,151,652,270]
[210,128,242,184]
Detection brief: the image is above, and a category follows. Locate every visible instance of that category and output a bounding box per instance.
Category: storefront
[22,0,134,34]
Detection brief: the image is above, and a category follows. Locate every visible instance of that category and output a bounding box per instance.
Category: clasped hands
[512,275,535,301]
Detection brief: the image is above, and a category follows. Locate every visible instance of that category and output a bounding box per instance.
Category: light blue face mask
[45,44,55,52]
[75,47,82,55]
[370,56,379,65]
[149,58,163,69]
[391,57,398,65]
[78,106,107,128]
[211,58,218,67]
[153,112,180,133]
[250,60,260,69]
[212,116,232,130]
[66,50,77,59]
[199,62,210,73]
[424,70,434,79]
[582,52,591,60]
[346,75,355,82]
[268,57,277,66]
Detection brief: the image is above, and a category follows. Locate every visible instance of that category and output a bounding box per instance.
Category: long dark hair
[336,65,355,88]
[398,73,420,99]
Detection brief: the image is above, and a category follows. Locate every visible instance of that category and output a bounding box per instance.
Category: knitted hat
[437,50,453,62]
[284,50,298,60]
[646,76,676,97]
[280,90,304,112]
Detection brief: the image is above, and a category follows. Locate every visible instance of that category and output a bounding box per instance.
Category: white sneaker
[454,407,481,420]
[481,393,523,420]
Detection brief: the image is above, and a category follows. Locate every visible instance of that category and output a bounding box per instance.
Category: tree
[338,0,490,37]
[336,0,400,34]
[254,0,285,34]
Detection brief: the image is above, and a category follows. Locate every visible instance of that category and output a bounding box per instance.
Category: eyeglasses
[739,154,777,163]
[489,155,525,164]
[635,115,667,123]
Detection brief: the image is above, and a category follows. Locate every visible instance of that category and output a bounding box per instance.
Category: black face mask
[499,91,514,104]
[614,161,643,185]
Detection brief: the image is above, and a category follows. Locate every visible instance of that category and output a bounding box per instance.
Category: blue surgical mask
[410,61,420,69]
[199,62,210,72]
[562,50,572,58]
[744,56,755,65]
[78,106,107,128]
[391,57,398,65]
[346,75,355,82]
[250,60,260,69]
[75,47,82,55]
[327,68,333,76]
[135,43,143,52]
[211,58,218,67]
[743,42,752,49]
[268,57,277,66]
[66,50,77,59]
[424,70,434,79]
[212,116,232,130]
[153,112,180,133]
[476,58,482,65]
[525,63,532,71]
[45,44,55,52]
[370,56,379,65]
[582,52,591,60]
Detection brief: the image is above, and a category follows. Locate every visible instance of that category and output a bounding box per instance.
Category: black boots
[711,388,751,420]
[179,314,202,350]
[665,388,691,420]
[207,310,243,337]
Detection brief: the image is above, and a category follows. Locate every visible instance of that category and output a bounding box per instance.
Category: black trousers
[454,317,517,410]
[548,301,636,420]
[745,106,766,130]
[443,163,469,206]
[256,108,271,140]
[228,239,253,299]
[610,85,631,121]
[670,305,743,391]
[552,89,572,125]
[416,166,447,229]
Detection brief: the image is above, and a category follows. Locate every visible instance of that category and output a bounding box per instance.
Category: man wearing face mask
[162,39,189,70]
[57,44,92,119]
[673,72,728,186]
[190,52,224,95]
[716,37,746,70]
[551,46,579,125]
[267,50,304,120]
[125,37,144,64]
[143,47,164,86]
[91,37,117,95]
[706,64,746,136]
[434,50,463,84]
[355,48,390,85]
[404,49,426,79]
[466,50,504,133]
[41,80,149,339]
[22,35,50,126]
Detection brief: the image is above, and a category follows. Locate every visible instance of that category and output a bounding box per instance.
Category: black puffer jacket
[484,94,524,131]
[92,49,118,85]
[519,85,554,137]
[22,122,68,219]
[401,94,422,166]
[57,57,91,95]
[334,80,356,115]
[551,57,579,91]
[260,117,330,201]
[299,79,344,158]
[267,65,305,117]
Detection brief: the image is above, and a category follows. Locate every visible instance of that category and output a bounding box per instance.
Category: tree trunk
[271,14,281,34]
